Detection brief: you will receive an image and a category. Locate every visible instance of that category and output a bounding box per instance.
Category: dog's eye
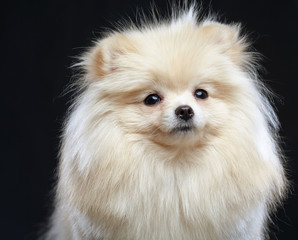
[194,89,208,99]
[144,94,161,106]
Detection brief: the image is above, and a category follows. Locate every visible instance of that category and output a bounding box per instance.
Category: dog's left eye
[194,89,208,99]
[144,94,161,106]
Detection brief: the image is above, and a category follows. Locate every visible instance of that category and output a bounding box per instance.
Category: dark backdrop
[2,0,297,239]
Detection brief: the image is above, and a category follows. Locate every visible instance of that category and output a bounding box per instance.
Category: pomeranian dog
[44,5,287,240]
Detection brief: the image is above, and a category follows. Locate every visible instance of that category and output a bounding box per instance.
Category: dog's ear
[200,22,248,65]
[82,34,136,81]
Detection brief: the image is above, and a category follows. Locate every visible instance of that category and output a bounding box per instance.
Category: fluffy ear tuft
[84,34,136,81]
[200,22,248,65]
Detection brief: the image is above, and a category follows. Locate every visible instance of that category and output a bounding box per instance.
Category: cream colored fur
[44,6,287,240]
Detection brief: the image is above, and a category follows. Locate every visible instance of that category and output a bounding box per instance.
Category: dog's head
[79,14,264,148]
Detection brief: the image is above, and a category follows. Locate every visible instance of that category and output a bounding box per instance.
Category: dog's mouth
[171,125,194,134]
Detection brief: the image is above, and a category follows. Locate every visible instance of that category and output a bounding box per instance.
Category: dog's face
[85,22,250,147]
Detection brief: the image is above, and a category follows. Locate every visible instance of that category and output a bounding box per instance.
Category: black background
[2,0,297,239]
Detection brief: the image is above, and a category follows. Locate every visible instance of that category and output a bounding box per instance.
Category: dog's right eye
[144,94,161,106]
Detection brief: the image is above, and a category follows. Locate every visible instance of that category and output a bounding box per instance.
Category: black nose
[175,105,194,121]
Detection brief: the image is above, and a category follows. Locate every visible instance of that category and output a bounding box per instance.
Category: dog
[44,5,287,240]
